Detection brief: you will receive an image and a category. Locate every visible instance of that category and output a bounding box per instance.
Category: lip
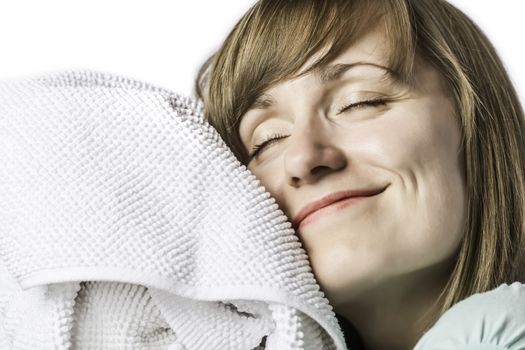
[292,187,388,230]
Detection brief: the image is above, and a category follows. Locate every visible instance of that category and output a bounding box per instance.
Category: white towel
[0,71,347,350]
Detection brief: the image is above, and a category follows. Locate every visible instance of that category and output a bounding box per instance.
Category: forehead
[245,24,392,113]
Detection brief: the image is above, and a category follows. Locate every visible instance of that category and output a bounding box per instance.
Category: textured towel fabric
[0,71,347,350]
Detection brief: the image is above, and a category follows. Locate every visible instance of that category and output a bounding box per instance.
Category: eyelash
[248,98,388,160]
[249,133,288,160]
[336,97,388,114]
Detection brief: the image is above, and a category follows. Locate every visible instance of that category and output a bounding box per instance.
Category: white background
[0,0,523,103]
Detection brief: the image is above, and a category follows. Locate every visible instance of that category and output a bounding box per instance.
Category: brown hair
[194,0,525,332]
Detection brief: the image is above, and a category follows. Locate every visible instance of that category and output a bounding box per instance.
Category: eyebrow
[247,62,394,111]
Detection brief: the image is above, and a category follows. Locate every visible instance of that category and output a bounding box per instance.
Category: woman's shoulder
[413,282,525,350]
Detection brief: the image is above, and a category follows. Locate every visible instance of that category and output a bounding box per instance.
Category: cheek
[362,97,462,193]
[330,99,466,269]
[374,101,466,265]
[377,103,460,175]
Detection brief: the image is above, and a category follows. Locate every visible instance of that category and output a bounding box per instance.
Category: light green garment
[414,282,525,350]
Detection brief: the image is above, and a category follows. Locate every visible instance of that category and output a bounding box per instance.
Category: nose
[284,122,347,187]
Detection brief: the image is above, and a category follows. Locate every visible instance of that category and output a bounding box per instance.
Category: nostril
[311,165,330,176]
[310,165,340,179]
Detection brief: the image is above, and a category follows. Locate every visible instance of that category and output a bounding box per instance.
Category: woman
[194,0,525,349]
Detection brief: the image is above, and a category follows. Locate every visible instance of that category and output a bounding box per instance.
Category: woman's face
[239,27,467,306]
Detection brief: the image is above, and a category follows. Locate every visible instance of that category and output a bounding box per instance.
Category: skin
[239,26,467,350]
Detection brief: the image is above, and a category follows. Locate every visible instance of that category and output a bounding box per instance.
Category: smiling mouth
[293,187,387,230]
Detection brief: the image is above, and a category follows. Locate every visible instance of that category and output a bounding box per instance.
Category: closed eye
[248,132,288,161]
[336,98,388,114]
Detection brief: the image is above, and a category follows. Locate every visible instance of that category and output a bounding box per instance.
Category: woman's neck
[334,261,452,350]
